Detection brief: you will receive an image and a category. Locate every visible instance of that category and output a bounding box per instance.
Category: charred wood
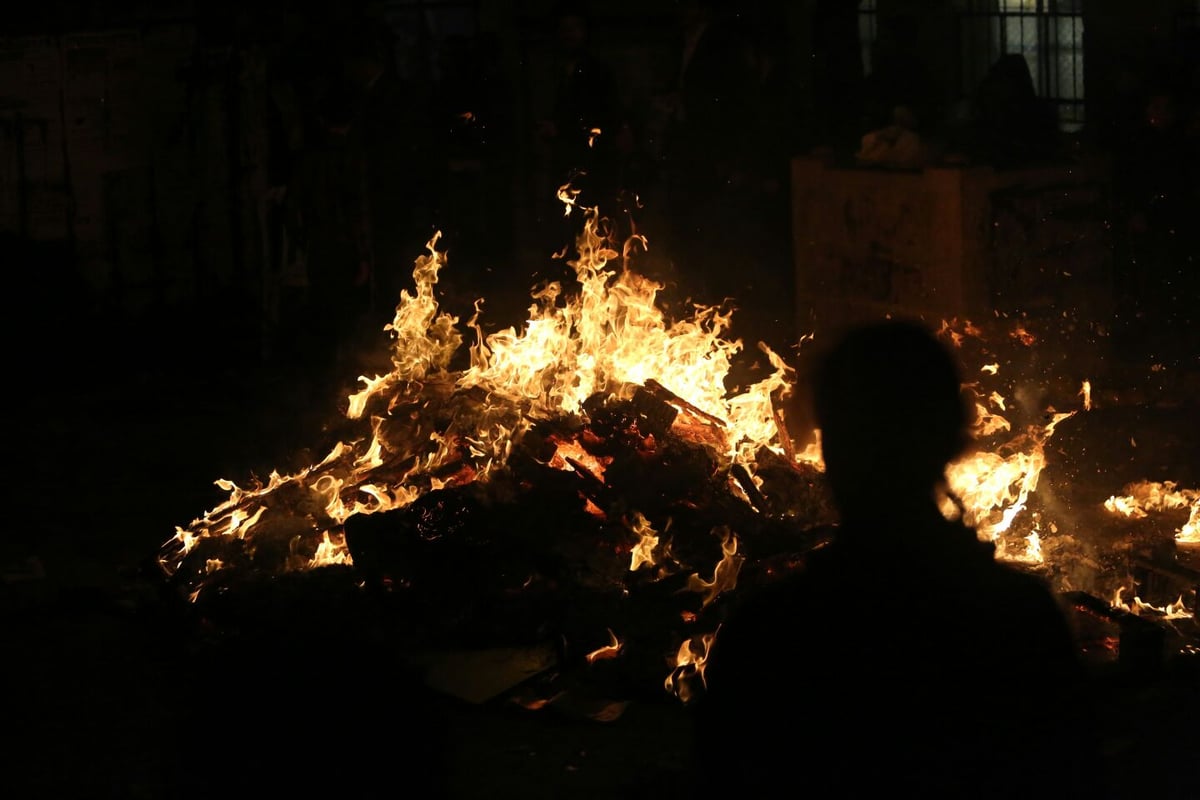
[643,379,726,429]
[1063,590,1167,674]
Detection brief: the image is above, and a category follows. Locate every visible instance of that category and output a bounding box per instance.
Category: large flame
[934,319,1078,559]
[1104,480,1200,545]
[159,203,794,599]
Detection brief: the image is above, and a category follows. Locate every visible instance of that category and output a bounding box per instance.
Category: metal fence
[957,1,1085,131]
[858,0,1085,132]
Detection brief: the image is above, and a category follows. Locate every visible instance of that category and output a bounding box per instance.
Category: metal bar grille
[858,0,878,75]
[958,0,1084,131]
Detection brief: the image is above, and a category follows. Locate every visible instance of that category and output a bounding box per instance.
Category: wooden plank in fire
[1130,556,1200,609]
[1062,590,1167,673]
[643,379,726,428]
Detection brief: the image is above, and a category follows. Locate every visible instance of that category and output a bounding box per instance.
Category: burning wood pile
[155,199,1199,706]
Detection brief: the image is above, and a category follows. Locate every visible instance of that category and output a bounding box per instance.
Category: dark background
[2,0,1196,374]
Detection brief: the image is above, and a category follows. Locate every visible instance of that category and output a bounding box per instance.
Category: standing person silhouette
[692,319,1101,798]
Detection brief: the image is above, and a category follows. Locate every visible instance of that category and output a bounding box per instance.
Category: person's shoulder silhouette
[692,318,1100,798]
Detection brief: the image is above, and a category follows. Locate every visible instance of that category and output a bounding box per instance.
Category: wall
[0,25,218,321]
[791,155,1113,334]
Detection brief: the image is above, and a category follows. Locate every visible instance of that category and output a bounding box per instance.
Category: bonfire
[156,195,1197,702]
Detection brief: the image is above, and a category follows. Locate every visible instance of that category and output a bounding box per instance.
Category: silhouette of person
[968,53,1061,168]
[654,1,758,307]
[1111,70,1198,352]
[692,319,1100,798]
[278,74,376,408]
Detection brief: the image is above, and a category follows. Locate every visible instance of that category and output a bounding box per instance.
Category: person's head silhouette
[812,319,971,522]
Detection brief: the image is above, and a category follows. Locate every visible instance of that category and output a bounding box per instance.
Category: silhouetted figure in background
[965,54,1061,168]
[353,19,440,337]
[432,32,517,305]
[280,77,376,407]
[860,14,940,145]
[807,0,866,155]
[694,319,1099,798]
[655,1,757,305]
[1111,70,1199,355]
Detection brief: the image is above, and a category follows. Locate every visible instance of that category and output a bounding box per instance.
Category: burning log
[1063,590,1167,673]
[1130,555,1200,612]
[742,446,835,522]
[643,379,725,429]
[730,462,769,512]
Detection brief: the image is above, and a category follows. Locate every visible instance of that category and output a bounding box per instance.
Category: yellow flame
[945,412,1074,548]
[557,182,581,216]
[585,628,623,663]
[162,203,799,594]
[1080,379,1092,411]
[664,629,717,703]
[1112,586,1194,620]
[1002,529,1044,565]
[628,511,660,571]
[310,531,353,568]
[686,528,743,607]
[1104,480,1200,544]
[549,438,610,479]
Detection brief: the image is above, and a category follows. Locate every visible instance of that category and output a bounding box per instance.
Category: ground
[4,314,1199,799]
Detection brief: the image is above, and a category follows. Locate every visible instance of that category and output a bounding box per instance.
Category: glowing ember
[549,438,611,479]
[938,318,982,348]
[1010,325,1037,347]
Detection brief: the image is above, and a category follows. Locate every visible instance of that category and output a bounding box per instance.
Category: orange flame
[161,202,798,600]
[1104,481,1200,545]
[1112,587,1194,620]
[585,628,623,663]
[686,528,743,608]
[627,511,660,571]
[664,629,717,704]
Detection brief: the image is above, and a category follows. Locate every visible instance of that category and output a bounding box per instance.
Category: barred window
[858,0,878,76]
[958,0,1085,132]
